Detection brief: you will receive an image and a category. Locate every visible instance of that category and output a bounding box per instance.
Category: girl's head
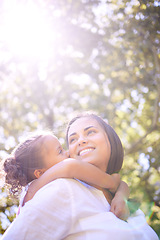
[3,132,66,195]
[66,113,124,174]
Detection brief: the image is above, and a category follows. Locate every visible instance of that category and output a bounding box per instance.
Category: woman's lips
[79,148,95,156]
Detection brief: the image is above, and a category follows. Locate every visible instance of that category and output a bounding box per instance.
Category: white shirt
[2,179,159,240]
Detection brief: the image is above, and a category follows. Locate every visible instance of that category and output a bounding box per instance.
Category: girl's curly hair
[3,133,50,197]
[4,156,27,196]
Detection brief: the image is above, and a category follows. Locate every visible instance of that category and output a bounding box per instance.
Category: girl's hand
[110,192,130,220]
[109,173,121,193]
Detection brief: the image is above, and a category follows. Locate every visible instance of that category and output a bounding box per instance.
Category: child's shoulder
[18,181,34,215]
[20,180,36,206]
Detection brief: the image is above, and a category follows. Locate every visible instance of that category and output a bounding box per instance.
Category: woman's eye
[69,138,76,144]
[87,130,96,135]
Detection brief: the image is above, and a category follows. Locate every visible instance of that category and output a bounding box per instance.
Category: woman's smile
[78,147,95,156]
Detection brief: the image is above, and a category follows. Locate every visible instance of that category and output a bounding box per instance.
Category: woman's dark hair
[3,133,50,196]
[66,113,124,174]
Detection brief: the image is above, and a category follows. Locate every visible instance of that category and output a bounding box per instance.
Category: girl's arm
[110,181,130,220]
[25,158,120,204]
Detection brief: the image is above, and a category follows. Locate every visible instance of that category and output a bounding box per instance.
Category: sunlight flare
[2,1,55,59]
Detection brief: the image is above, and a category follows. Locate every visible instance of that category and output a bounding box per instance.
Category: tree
[0,0,159,237]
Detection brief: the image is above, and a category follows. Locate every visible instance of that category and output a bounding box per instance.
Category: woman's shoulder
[33,178,79,193]
[33,178,92,197]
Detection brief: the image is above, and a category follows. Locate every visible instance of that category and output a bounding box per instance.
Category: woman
[65,113,158,239]
[2,113,158,239]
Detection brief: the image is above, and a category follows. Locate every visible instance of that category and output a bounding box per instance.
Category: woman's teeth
[79,148,94,156]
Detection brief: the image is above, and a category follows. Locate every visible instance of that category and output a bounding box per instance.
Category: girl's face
[68,117,111,172]
[42,135,67,170]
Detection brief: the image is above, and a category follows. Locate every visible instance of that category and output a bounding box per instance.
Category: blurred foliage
[0,0,160,237]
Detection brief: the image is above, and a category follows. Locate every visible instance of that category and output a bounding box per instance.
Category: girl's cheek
[65,150,70,158]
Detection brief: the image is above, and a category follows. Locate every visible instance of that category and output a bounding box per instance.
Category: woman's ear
[34,169,46,179]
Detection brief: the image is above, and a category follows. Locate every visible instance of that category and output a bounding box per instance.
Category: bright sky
[1,0,55,59]
[0,0,113,60]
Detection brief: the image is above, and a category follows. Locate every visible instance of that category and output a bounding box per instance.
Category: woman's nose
[78,136,88,145]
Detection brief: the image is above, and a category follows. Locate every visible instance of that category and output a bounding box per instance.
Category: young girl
[3,131,123,213]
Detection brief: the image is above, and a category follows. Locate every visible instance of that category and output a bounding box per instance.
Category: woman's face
[68,117,111,172]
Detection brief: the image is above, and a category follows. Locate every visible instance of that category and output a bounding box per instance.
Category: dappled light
[0,0,160,237]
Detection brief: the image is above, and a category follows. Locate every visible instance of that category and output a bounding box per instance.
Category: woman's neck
[101,189,113,205]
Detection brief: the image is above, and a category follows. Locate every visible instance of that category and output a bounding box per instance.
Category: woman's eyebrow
[69,126,97,137]
[84,126,97,131]
[69,132,76,137]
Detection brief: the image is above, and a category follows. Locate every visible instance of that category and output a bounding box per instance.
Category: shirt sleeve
[2,179,73,240]
[127,209,159,240]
